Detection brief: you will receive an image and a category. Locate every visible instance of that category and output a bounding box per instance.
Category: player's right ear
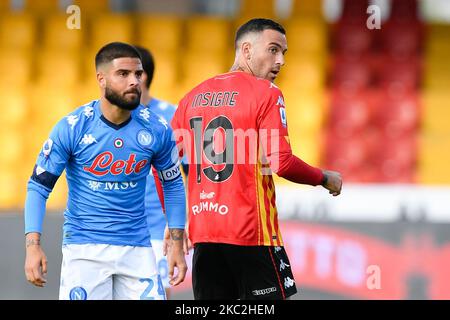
[97,72,106,88]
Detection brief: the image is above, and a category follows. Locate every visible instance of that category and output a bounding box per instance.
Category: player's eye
[269,47,278,54]
[118,71,128,77]
[135,71,143,79]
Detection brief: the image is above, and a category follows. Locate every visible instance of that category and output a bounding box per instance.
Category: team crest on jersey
[114,138,123,148]
[137,130,153,147]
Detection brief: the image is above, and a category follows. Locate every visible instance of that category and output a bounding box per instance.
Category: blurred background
[0,0,449,299]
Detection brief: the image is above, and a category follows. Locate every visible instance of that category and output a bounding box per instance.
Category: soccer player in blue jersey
[23,42,187,300]
[134,45,188,300]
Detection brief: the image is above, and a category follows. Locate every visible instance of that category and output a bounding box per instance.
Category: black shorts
[192,243,297,300]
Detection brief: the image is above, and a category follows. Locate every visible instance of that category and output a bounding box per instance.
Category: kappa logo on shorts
[279,259,290,271]
[69,286,87,300]
[284,277,295,289]
[252,287,277,296]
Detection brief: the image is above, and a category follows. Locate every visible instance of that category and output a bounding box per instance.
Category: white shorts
[150,239,170,289]
[59,244,165,300]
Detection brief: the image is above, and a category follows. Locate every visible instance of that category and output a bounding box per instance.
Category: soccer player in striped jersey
[172,19,342,300]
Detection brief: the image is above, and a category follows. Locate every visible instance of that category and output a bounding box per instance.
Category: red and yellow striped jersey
[172,71,291,246]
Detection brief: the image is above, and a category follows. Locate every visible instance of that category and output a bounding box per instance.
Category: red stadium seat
[332,22,373,55]
[331,55,373,90]
[374,134,418,183]
[377,55,421,90]
[375,89,420,138]
[390,0,419,23]
[328,89,374,138]
[380,22,423,57]
[324,133,371,182]
[340,0,370,23]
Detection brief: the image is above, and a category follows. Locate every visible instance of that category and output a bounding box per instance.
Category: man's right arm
[24,119,71,287]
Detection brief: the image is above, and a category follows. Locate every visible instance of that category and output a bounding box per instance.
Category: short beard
[105,86,141,111]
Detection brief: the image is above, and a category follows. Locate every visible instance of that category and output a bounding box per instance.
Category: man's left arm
[152,124,187,286]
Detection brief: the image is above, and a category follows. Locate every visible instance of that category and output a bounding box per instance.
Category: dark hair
[95,42,141,70]
[235,18,286,49]
[133,45,155,89]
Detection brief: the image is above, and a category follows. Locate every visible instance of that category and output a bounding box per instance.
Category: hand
[24,238,47,287]
[322,170,342,196]
[167,229,188,286]
[163,225,190,256]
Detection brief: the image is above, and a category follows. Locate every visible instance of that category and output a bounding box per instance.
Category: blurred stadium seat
[0,50,32,86]
[290,0,323,19]
[136,15,182,53]
[0,13,36,51]
[89,13,134,50]
[239,0,275,19]
[185,16,231,53]
[24,0,61,13]
[36,49,80,88]
[42,13,84,51]
[74,0,110,13]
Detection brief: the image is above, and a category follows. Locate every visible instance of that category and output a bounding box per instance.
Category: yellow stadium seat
[0,50,32,86]
[285,18,327,54]
[136,15,182,52]
[89,14,134,50]
[291,0,324,19]
[239,0,275,19]
[283,89,326,134]
[75,79,100,107]
[180,52,228,92]
[42,13,84,51]
[81,48,99,79]
[24,0,61,13]
[0,128,25,170]
[0,13,36,50]
[278,56,327,91]
[29,85,76,135]
[0,0,11,12]
[36,50,80,87]
[186,16,232,53]
[418,134,450,184]
[290,132,322,167]
[0,88,28,129]
[74,0,110,13]
[150,50,180,90]
[0,168,23,209]
[422,90,450,134]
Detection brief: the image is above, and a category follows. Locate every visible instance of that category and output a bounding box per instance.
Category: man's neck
[100,97,131,125]
[141,91,152,106]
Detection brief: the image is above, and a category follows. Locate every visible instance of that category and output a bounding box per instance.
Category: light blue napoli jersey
[32,100,180,246]
[145,98,177,240]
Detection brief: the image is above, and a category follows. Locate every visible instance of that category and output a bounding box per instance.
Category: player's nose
[277,53,285,66]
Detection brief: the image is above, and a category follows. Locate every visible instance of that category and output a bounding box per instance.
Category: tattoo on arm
[169,228,184,241]
[25,239,40,248]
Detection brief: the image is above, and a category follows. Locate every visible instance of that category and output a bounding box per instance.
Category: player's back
[173,71,284,247]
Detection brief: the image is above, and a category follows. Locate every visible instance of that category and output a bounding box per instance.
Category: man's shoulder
[133,104,170,133]
[54,100,98,131]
